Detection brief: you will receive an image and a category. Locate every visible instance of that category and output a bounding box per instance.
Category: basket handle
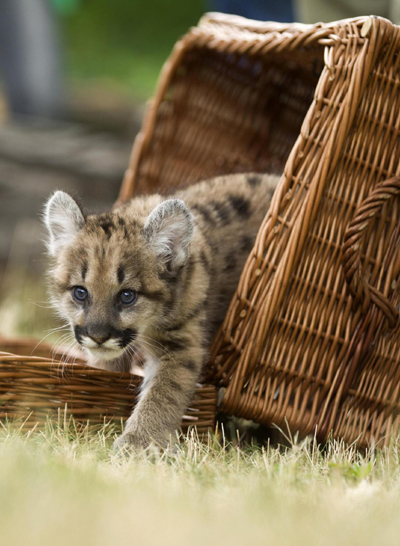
[341,176,400,328]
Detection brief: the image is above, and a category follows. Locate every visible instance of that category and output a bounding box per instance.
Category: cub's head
[44,191,194,369]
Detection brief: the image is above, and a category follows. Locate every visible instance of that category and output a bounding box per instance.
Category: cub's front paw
[113,427,175,453]
[113,430,152,452]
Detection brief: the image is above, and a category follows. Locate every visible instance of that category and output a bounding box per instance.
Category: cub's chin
[84,347,131,373]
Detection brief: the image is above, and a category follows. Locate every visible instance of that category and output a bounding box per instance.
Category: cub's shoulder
[114,172,280,220]
[174,172,279,203]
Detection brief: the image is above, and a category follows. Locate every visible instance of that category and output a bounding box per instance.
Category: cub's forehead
[60,212,147,278]
[84,212,141,239]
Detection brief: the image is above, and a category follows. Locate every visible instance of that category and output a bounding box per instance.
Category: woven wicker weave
[0,338,217,432]
[120,13,400,447]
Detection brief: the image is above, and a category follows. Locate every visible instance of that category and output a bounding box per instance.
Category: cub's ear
[44,191,85,256]
[143,199,194,271]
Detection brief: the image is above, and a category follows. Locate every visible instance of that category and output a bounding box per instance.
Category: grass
[1,421,400,545]
[62,0,205,100]
[0,267,56,340]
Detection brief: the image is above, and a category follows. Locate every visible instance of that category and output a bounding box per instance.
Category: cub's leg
[115,325,205,450]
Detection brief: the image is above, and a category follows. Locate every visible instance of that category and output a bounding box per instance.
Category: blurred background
[1,0,399,341]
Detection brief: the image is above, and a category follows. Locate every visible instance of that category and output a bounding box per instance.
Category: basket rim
[199,12,375,34]
[0,335,85,364]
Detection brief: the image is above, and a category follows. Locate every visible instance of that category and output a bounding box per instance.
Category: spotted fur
[44,172,279,449]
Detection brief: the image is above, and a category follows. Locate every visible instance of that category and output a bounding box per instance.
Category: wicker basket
[119,13,400,447]
[0,338,217,433]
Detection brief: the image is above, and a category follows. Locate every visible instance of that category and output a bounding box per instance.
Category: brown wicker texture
[119,13,400,447]
[0,338,217,433]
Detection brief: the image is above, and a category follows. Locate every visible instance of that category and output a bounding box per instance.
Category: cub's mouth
[73,325,137,361]
[85,345,127,361]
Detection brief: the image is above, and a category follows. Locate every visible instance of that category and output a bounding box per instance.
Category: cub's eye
[73,286,88,302]
[119,289,137,305]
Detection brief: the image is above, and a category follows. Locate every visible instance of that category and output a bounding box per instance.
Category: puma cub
[44,173,278,449]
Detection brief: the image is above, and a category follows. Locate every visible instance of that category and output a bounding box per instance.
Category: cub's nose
[86,324,111,345]
[89,334,110,345]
